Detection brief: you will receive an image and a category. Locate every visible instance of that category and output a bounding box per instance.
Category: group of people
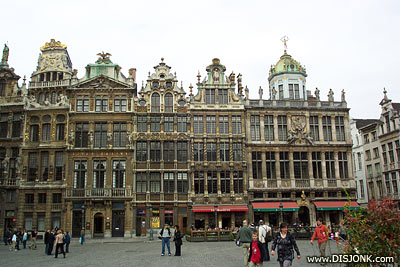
[236,218,329,267]
[44,228,71,258]
[158,224,183,256]
[3,229,38,250]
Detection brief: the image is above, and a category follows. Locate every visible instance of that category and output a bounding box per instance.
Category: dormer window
[206,89,215,104]
[152,81,159,89]
[151,93,160,112]
[164,93,173,113]
[166,81,172,89]
[218,89,228,104]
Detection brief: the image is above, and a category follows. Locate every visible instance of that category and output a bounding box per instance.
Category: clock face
[178,99,186,107]
[166,81,172,88]
[152,81,159,89]
[139,99,146,106]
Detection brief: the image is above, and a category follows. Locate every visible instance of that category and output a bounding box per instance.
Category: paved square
[0,239,341,267]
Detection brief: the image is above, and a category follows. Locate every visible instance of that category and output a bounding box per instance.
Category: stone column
[273,115,279,141]
[45,193,52,230]
[275,152,281,187]
[124,201,132,237]
[261,152,267,180]
[132,206,137,236]
[260,114,265,141]
[246,114,251,143]
[331,116,337,142]
[289,151,294,179]
[104,203,112,238]
[334,151,340,179]
[65,201,72,233]
[318,116,324,141]
[248,149,253,179]
[308,151,314,187]
[321,152,327,187]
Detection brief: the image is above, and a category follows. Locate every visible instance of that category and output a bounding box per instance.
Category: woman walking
[173,225,183,256]
[54,230,66,258]
[271,223,301,267]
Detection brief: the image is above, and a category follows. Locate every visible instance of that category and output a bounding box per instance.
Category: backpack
[264,226,273,242]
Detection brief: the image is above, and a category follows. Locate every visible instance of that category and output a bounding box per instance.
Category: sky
[1,0,399,119]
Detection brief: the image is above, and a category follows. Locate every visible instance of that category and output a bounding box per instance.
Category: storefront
[314,201,360,227]
[216,205,248,229]
[252,202,299,227]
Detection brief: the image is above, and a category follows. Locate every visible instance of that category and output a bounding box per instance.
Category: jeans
[80,236,85,245]
[23,240,26,249]
[161,238,171,254]
[66,243,70,253]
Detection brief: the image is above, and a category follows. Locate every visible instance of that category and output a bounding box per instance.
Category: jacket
[236,226,252,243]
[311,224,328,244]
[159,228,171,238]
[44,232,49,244]
[271,232,300,262]
[64,234,71,244]
[173,230,183,246]
[248,240,266,263]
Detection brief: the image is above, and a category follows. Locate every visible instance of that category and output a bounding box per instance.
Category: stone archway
[298,206,310,226]
[93,213,104,238]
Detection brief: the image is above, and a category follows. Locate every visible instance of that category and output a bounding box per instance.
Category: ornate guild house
[0,39,358,239]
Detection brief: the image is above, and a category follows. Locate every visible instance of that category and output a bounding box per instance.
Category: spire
[197,71,201,83]
[383,87,388,100]
[280,36,289,54]
[1,44,9,67]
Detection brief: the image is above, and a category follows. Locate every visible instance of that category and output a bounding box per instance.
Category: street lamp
[81,204,85,231]
[149,205,153,241]
[214,204,218,229]
[279,202,284,224]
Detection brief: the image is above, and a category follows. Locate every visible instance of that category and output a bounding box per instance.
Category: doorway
[93,213,104,238]
[298,206,310,226]
[136,215,146,236]
[72,211,83,238]
[112,211,125,237]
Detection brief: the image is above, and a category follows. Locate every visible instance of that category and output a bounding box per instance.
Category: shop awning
[192,205,215,212]
[217,205,248,212]
[252,202,299,212]
[314,201,360,211]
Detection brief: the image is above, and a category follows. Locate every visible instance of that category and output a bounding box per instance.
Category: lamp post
[149,205,153,241]
[279,202,284,224]
[81,204,85,231]
[214,204,218,229]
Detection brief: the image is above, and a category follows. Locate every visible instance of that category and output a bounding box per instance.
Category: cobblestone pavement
[0,239,341,267]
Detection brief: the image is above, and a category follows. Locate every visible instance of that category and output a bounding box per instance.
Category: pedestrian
[44,229,50,254]
[22,230,28,249]
[271,222,301,267]
[258,220,272,262]
[54,230,66,258]
[64,231,71,253]
[15,231,21,251]
[29,229,37,249]
[310,218,328,257]
[173,225,182,256]
[249,223,257,232]
[248,231,266,267]
[4,228,11,246]
[80,228,85,245]
[11,231,17,251]
[47,230,55,255]
[236,220,253,267]
[158,224,172,256]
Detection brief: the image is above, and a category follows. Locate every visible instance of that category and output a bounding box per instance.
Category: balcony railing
[29,79,71,89]
[51,203,63,210]
[295,179,310,188]
[66,188,132,198]
[0,179,18,186]
[267,179,277,188]
[327,179,337,187]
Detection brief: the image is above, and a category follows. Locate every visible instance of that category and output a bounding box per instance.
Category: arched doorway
[298,206,310,226]
[93,213,104,238]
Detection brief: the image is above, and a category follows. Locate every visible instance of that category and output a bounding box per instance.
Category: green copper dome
[268,53,307,81]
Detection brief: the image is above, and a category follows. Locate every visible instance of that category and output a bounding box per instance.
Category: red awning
[217,205,248,212]
[314,201,360,211]
[192,205,215,213]
[252,202,299,211]
[164,210,173,214]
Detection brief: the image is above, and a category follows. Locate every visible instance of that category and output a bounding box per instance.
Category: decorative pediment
[73,75,130,89]
[287,115,313,145]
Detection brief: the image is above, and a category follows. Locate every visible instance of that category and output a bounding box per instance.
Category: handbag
[235,239,242,247]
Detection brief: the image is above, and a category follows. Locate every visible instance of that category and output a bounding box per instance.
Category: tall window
[280,152,289,179]
[250,115,260,141]
[28,152,38,181]
[357,152,362,170]
[264,115,274,141]
[312,152,322,179]
[113,123,126,147]
[136,173,147,193]
[56,124,65,141]
[233,143,242,161]
[359,180,365,199]
[11,113,21,138]
[385,173,391,194]
[150,142,161,162]
[75,123,89,148]
[367,165,373,179]
[42,123,51,141]
[385,115,391,133]
[38,193,46,204]
[94,160,106,188]
[322,116,332,141]
[288,84,294,99]
[177,142,187,162]
[388,142,395,163]
[163,173,174,193]
[364,134,370,144]
[232,116,241,134]
[0,80,5,96]
[338,152,348,179]
[163,141,175,162]
[137,116,147,132]
[40,152,49,181]
[206,116,216,134]
[278,84,283,99]
[136,141,147,162]
[375,162,381,176]
[391,172,398,194]
[151,93,160,112]
[278,115,287,141]
[76,99,89,112]
[113,160,126,188]
[114,98,127,112]
[382,144,388,165]
[8,148,18,179]
[206,89,215,104]
[233,171,243,193]
[194,143,204,162]
[194,116,203,134]
[55,152,63,181]
[150,116,161,132]
[293,152,308,179]
[30,125,39,142]
[194,171,204,194]
[0,114,8,138]
[309,116,319,141]
[164,116,174,132]
[220,171,230,193]
[74,160,87,188]
[220,143,230,162]
[207,171,217,194]
[266,152,276,179]
[294,84,300,99]
[95,97,108,112]
[52,193,62,204]
[335,116,345,141]
[150,173,161,193]
[94,123,107,148]
[207,143,217,161]
[177,172,188,193]
[0,149,5,179]
[218,89,228,104]
[252,152,262,179]
[164,93,173,113]
[373,147,379,159]
[177,116,187,132]
[396,140,400,162]
[325,152,335,179]
[219,116,229,134]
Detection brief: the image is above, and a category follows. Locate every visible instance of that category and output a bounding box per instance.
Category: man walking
[258,220,271,261]
[236,220,253,267]
[29,229,37,249]
[80,228,85,245]
[310,218,329,257]
[44,229,50,254]
[159,224,172,256]
[64,232,71,253]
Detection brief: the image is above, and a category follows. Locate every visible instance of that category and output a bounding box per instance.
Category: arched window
[151,93,160,112]
[38,93,44,104]
[164,93,173,112]
[51,92,56,104]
